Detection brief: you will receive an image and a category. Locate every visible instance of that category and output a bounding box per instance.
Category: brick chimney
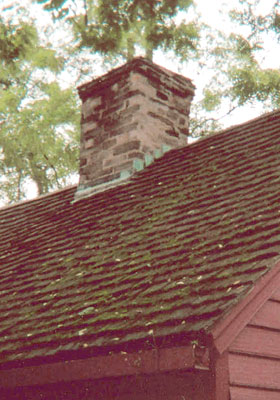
[76,57,195,196]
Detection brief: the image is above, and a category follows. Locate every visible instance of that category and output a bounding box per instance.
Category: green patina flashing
[133,158,145,171]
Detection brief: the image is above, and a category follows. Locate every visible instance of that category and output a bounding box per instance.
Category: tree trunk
[145,47,153,60]
[127,37,135,61]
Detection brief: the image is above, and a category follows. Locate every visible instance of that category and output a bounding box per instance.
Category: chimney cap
[78,57,195,102]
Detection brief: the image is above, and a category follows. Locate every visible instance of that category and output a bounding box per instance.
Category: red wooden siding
[229,294,280,399]
[250,299,280,330]
[230,325,280,358]
[270,287,280,302]
[230,386,280,400]
[229,353,280,389]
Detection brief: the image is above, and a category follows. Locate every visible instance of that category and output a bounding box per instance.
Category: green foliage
[36,0,200,62]
[229,33,260,62]
[38,0,67,11]
[228,1,280,108]
[201,89,222,112]
[2,0,280,204]
[272,12,280,34]
[230,66,280,107]
[230,0,280,39]
[31,47,64,71]
[0,18,37,64]
[0,16,80,203]
[158,21,199,61]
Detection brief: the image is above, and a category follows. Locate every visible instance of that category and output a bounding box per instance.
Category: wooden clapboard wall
[229,287,280,400]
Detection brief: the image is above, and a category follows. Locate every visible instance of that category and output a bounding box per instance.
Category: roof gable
[1,109,280,367]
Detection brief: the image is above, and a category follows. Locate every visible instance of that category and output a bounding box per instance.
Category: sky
[160,0,280,127]
[2,0,280,131]
[1,0,280,201]
[4,0,279,113]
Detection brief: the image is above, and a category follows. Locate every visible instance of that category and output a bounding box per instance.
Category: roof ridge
[1,108,279,211]
[0,185,77,212]
[190,108,280,147]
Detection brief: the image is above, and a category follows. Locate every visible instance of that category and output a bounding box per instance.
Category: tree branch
[43,153,62,188]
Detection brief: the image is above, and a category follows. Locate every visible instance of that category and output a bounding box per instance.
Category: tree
[228,0,280,108]
[186,0,280,136]
[0,12,80,203]
[2,0,280,204]
[36,0,200,63]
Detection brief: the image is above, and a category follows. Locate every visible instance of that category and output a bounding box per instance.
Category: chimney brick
[77,57,195,192]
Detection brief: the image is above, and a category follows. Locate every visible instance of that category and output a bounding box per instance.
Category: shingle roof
[1,109,280,367]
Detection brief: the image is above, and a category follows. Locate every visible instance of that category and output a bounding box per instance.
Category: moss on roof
[1,110,280,366]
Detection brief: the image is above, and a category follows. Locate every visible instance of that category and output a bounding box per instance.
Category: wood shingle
[1,59,280,399]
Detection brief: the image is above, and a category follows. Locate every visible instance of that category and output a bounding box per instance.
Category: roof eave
[0,344,210,389]
[210,259,280,355]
